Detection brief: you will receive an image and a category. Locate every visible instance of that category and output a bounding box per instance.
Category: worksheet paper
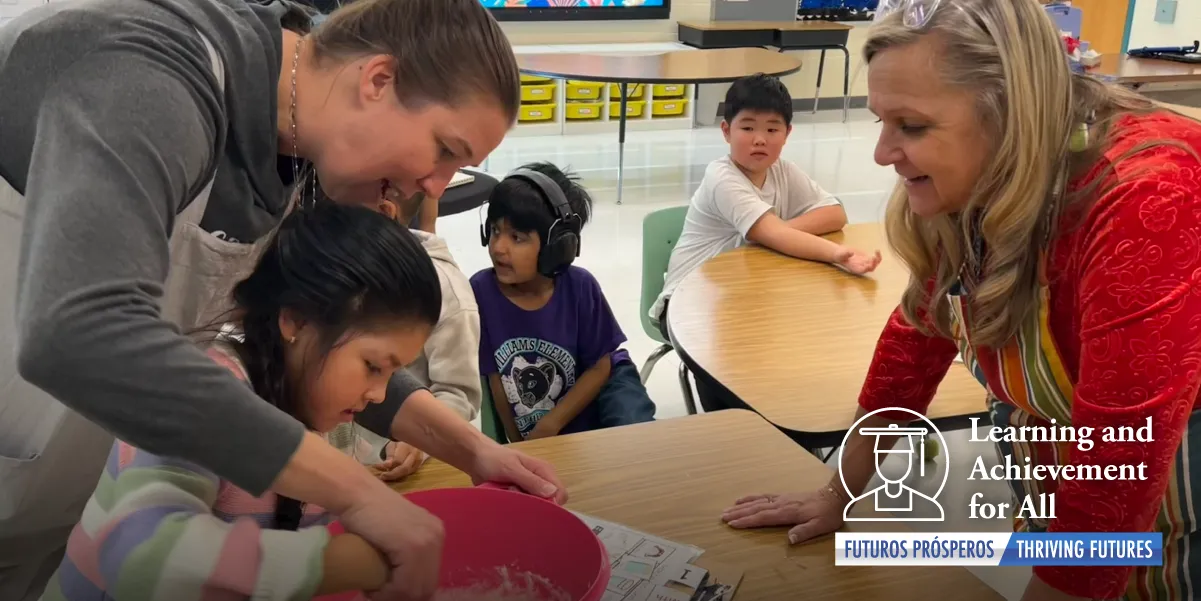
[447,170,475,189]
[571,512,713,601]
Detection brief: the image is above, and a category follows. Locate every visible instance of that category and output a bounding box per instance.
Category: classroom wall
[1125,0,1201,50]
[501,10,873,102]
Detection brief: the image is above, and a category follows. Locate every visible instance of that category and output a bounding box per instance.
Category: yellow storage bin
[518,103,555,123]
[520,83,555,103]
[608,100,645,118]
[608,83,644,100]
[653,84,687,98]
[566,81,604,101]
[565,101,604,121]
[521,74,551,84]
[651,98,688,118]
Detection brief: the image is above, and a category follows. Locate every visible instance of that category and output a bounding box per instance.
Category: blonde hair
[865,0,1153,347]
[309,0,520,124]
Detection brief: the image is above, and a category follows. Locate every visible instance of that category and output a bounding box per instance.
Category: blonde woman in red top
[720,0,1201,599]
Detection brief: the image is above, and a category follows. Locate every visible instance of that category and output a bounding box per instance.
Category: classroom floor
[446,109,1027,600]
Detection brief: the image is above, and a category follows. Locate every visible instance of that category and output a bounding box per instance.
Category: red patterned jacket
[859,110,1201,598]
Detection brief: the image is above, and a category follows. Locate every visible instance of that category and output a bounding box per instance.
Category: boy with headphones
[471,162,656,441]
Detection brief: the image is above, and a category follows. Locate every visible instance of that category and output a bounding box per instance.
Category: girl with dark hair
[0,0,560,598]
[46,203,440,599]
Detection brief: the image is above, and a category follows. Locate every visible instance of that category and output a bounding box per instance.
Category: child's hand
[369,442,427,482]
[832,246,882,275]
[525,418,563,441]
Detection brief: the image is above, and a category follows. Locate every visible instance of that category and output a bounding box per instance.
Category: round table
[438,169,498,217]
[517,48,802,203]
[666,222,987,450]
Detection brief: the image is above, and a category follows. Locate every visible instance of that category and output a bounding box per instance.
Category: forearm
[389,389,489,472]
[418,194,439,233]
[786,205,847,235]
[318,534,390,595]
[859,306,960,416]
[355,369,427,437]
[746,214,842,264]
[543,355,611,430]
[17,306,305,495]
[269,431,392,514]
[769,230,843,263]
[430,387,477,423]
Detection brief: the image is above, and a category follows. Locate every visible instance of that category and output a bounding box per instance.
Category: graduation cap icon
[843,421,945,522]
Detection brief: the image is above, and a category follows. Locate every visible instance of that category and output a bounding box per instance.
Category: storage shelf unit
[512,43,699,137]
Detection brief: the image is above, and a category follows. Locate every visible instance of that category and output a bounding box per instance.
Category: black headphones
[479,169,582,278]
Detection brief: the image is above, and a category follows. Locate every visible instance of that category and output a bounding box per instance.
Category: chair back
[478,376,509,444]
[639,206,689,344]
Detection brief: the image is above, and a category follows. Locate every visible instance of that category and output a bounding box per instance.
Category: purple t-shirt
[471,266,631,438]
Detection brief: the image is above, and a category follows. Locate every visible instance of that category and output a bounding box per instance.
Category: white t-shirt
[650,156,841,324]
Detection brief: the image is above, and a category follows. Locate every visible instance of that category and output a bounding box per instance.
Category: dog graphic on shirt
[501,356,563,416]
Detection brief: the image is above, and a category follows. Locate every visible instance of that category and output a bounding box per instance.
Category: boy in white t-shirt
[652,74,881,327]
[651,74,880,409]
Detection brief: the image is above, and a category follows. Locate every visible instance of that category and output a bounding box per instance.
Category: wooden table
[1167,103,1201,121]
[517,48,801,204]
[677,20,854,121]
[394,410,1002,600]
[666,223,987,450]
[1086,54,1201,87]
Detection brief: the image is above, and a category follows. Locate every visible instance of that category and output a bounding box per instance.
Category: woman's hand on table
[833,246,882,275]
[370,442,428,482]
[468,443,569,505]
[721,485,846,544]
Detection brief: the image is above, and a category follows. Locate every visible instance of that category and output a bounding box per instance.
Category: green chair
[478,376,509,444]
[639,206,697,415]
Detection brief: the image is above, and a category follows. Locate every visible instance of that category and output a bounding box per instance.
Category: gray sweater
[0,0,421,495]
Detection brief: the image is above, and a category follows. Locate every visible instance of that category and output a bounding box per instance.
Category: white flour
[432,566,574,601]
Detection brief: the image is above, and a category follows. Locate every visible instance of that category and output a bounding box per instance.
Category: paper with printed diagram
[571,512,734,601]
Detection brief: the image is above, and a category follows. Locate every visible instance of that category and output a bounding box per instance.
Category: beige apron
[0,33,279,600]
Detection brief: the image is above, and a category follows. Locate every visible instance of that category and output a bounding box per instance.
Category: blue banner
[999,532,1162,566]
[835,532,1164,567]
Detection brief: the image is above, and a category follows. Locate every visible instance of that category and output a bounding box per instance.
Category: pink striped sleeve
[202,519,262,598]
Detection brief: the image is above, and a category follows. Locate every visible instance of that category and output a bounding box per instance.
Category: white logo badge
[840,407,947,522]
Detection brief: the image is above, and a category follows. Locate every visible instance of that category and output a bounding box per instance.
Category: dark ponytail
[228,202,441,528]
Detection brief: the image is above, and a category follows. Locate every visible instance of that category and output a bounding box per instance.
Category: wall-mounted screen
[797,0,877,22]
[481,0,670,22]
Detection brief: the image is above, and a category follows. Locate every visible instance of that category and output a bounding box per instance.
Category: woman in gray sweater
[0,0,562,599]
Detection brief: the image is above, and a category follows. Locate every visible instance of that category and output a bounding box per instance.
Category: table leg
[678,361,698,416]
[617,82,629,205]
[693,84,723,127]
[839,45,851,123]
[813,49,827,114]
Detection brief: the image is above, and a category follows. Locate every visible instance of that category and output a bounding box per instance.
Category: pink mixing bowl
[318,484,609,601]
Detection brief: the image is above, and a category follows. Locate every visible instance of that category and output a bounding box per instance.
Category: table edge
[665,229,990,439]
[517,49,803,83]
[676,20,853,32]
[517,65,803,84]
